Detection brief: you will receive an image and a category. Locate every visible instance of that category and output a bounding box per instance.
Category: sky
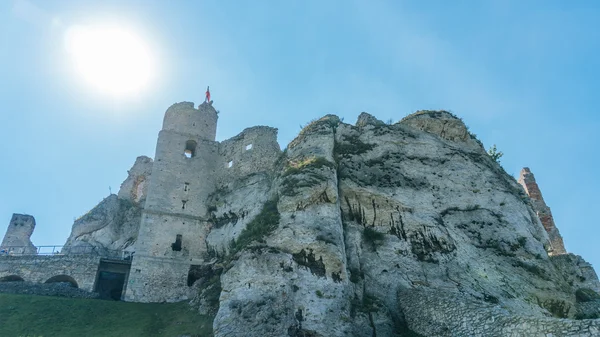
[0,1,598,269]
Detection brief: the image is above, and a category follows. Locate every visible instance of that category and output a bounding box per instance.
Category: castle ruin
[2,103,600,336]
[1,101,281,302]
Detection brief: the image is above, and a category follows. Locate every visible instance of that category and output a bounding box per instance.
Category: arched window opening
[0,275,24,282]
[184,140,197,158]
[45,275,78,288]
[227,160,233,168]
[245,144,253,150]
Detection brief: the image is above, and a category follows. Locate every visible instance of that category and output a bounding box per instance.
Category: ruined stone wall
[134,213,209,258]
[118,156,153,205]
[0,255,100,292]
[162,102,218,141]
[0,214,37,254]
[399,288,600,336]
[519,167,567,255]
[145,134,218,216]
[124,256,195,302]
[126,102,219,302]
[217,126,280,186]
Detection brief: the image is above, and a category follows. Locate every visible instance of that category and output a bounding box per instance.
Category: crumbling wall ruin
[2,101,599,336]
[519,167,567,255]
[0,214,37,255]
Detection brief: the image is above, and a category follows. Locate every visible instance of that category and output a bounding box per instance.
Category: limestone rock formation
[62,157,150,255]
[117,156,153,205]
[20,105,599,336]
[200,111,600,336]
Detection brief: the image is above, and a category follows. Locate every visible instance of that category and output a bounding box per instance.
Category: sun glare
[65,24,153,95]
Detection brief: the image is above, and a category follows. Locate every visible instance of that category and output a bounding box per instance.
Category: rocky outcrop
[117,156,153,205]
[199,111,600,336]
[518,167,567,255]
[41,107,599,335]
[399,288,600,336]
[62,158,148,255]
[62,195,141,255]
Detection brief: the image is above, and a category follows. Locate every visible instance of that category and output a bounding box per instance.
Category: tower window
[182,200,187,210]
[245,144,253,150]
[227,161,233,168]
[184,140,197,158]
[171,235,182,251]
[184,182,189,192]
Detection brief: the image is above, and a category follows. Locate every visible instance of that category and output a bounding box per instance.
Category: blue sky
[1,1,598,269]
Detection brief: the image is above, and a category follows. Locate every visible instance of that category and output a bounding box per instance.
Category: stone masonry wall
[518,167,567,255]
[124,255,195,302]
[217,126,280,187]
[1,214,37,255]
[399,288,600,337]
[162,102,218,141]
[125,101,219,302]
[0,255,100,292]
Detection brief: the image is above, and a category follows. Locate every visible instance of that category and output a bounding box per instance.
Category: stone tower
[124,102,219,302]
[1,214,37,254]
[518,167,567,255]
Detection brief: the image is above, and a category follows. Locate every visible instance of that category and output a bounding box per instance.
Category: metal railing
[0,245,133,260]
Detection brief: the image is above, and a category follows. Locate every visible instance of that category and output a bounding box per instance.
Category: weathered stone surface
[207,111,600,336]
[117,156,153,205]
[0,255,100,291]
[356,112,385,128]
[3,103,599,336]
[62,194,141,255]
[552,254,600,294]
[399,288,600,336]
[61,156,154,255]
[0,214,37,254]
[519,167,567,255]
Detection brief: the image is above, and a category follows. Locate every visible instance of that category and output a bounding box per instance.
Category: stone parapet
[0,255,101,292]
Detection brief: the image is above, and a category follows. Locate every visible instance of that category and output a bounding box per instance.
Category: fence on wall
[0,245,133,260]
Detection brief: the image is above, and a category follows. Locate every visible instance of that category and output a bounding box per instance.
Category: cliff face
[203,111,600,336]
[62,156,152,255]
[62,110,600,336]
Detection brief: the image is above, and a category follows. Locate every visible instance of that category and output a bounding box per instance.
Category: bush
[488,144,503,163]
[230,199,280,253]
[576,288,600,302]
[363,227,385,248]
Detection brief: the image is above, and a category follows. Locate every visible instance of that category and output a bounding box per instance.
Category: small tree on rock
[488,144,504,163]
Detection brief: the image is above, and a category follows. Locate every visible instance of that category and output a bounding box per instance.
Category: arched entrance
[0,275,24,282]
[45,275,79,288]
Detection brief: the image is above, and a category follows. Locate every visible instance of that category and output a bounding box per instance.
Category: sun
[65,24,154,95]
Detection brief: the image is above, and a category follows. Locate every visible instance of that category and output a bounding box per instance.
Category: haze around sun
[65,23,155,96]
